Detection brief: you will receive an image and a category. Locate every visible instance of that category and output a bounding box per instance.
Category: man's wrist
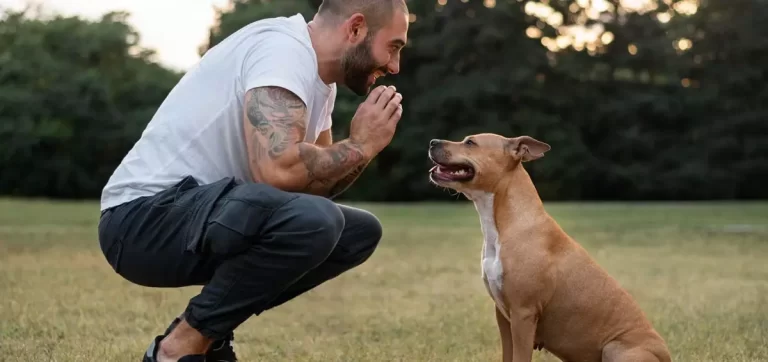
[348,139,376,161]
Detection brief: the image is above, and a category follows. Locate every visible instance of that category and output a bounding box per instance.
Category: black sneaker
[162,317,238,362]
[142,334,206,362]
[206,332,238,362]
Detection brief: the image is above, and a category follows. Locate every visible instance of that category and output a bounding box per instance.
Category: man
[97,1,409,361]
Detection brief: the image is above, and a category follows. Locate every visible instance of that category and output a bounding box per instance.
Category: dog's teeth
[433,166,470,178]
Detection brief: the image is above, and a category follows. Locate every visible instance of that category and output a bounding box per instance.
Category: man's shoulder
[235,14,320,104]
[233,15,316,72]
[236,14,313,51]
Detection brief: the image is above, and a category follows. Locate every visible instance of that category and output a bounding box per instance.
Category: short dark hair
[317,0,408,33]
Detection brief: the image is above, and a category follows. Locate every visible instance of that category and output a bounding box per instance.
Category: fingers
[390,104,403,123]
[376,86,397,108]
[366,85,388,104]
[384,91,402,116]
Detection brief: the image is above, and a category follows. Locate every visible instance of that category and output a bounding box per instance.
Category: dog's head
[428,133,550,193]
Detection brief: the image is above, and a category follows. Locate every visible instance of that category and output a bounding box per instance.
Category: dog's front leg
[496,307,513,362]
[507,309,537,362]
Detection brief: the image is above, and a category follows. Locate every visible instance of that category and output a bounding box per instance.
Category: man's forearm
[242,85,379,198]
[247,125,373,197]
[296,139,370,198]
[326,160,370,199]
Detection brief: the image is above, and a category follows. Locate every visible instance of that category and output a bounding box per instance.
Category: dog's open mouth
[429,160,475,182]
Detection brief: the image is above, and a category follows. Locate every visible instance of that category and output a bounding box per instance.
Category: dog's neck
[463,166,548,237]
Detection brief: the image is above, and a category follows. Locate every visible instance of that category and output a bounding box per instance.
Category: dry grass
[1,199,767,361]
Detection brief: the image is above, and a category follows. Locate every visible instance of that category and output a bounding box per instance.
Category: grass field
[1,198,767,361]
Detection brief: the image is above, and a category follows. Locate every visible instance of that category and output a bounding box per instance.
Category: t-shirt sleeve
[322,85,337,132]
[240,33,316,108]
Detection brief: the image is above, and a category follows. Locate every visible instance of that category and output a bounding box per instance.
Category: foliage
[0,9,182,198]
[200,0,317,56]
[199,0,766,201]
[1,0,766,201]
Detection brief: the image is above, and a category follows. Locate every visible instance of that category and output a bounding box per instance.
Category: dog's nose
[430,139,440,147]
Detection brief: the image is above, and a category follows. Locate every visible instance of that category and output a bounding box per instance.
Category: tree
[196,0,768,201]
[0,8,182,198]
[3,0,765,201]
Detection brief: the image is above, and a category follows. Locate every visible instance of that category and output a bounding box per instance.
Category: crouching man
[97,1,409,360]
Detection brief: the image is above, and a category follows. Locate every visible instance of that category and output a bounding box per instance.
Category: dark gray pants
[98,176,382,340]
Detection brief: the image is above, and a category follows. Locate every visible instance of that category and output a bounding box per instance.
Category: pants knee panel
[273,194,345,258]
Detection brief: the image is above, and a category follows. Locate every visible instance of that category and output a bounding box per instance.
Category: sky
[0,0,230,71]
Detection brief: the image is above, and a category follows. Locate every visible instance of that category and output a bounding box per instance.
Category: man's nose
[387,59,400,75]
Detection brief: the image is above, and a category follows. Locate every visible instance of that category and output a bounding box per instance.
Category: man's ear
[345,13,369,44]
[506,136,551,162]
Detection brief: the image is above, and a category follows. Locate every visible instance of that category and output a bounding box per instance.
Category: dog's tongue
[439,164,461,172]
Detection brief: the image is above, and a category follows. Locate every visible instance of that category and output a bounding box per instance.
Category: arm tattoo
[328,162,369,199]
[246,87,306,159]
[245,86,368,196]
[298,142,366,196]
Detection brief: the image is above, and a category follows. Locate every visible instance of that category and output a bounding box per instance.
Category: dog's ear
[506,136,551,162]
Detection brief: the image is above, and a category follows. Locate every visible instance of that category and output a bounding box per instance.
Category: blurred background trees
[0,8,182,198]
[1,0,766,201]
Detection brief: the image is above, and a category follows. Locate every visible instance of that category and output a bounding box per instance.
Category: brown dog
[427,133,671,362]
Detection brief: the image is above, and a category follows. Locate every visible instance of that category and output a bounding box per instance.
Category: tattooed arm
[311,128,371,198]
[326,161,370,199]
[243,86,371,197]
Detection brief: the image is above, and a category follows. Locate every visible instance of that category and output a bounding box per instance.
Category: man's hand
[318,85,404,198]
[349,86,404,157]
[243,85,402,198]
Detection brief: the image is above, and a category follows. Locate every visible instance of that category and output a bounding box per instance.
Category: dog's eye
[464,139,477,146]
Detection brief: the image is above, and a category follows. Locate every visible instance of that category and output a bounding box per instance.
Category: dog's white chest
[471,193,508,320]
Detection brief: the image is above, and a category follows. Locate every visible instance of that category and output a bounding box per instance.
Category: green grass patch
[1,199,767,361]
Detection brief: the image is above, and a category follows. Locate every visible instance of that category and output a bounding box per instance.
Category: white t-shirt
[100,14,336,211]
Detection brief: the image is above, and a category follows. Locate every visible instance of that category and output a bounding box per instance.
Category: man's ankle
[157,319,212,360]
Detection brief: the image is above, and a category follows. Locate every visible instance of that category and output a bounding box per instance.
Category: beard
[340,36,386,96]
